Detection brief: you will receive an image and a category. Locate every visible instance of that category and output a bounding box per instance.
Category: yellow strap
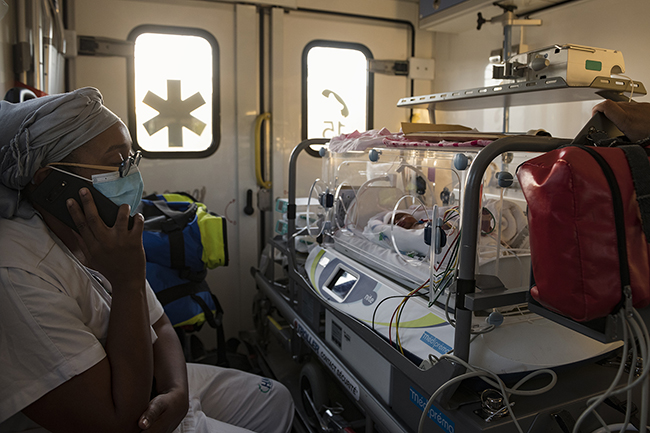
[158,194,227,268]
[173,311,214,328]
[254,112,272,189]
[197,203,227,268]
[162,193,195,203]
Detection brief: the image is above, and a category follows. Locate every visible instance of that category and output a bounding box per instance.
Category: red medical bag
[517,144,650,322]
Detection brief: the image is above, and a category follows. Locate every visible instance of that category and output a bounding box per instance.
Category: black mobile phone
[30,169,134,232]
[572,111,623,145]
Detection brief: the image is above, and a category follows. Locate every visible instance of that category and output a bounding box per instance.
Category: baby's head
[394,212,424,230]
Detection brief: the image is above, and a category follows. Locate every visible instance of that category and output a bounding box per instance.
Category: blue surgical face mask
[90,169,144,216]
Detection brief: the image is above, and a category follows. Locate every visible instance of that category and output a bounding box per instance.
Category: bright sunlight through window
[133,32,213,153]
[307,46,368,139]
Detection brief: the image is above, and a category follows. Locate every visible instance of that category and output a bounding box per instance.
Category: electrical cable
[605,311,650,396]
[333,181,356,232]
[395,281,430,354]
[428,281,449,308]
[371,293,428,331]
[417,370,509,433]
[289,225,310,239]
[617,320,637,433]
[630,311,649,433]
[469,325,496,343]
[417,353,558,433]
[430,207,460,299]
[574,313,630,433]
[574,308,650,433]
[606,316,650,397]
[613,74,637,102]
[390,281,428,351]
[306,178,328,239]
[433,228,460,273]
[442,354,558,398]
[593,411,613,433]
[445,286,455,326]
[430,240,459,303]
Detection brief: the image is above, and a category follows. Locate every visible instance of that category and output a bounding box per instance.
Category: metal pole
[453,135,571,361]
[502,20,512,65]
[31,0,42,90]
[286,139,329,272]
[16,0,28,84]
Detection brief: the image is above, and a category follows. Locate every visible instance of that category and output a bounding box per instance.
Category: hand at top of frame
[592,100,650,142]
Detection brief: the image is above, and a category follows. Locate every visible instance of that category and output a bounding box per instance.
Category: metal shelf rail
[396,76,646,111]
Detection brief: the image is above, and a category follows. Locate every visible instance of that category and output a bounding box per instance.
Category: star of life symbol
[142,79,206,147]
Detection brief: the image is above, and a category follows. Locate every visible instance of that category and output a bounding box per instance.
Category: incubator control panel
[306,246,455,363]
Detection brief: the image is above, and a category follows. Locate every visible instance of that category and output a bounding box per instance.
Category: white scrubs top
[0,214,163,430]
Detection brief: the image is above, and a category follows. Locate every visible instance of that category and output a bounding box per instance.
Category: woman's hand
[139,388,189,433]
[592,100,650,142]
[67,187,146,289]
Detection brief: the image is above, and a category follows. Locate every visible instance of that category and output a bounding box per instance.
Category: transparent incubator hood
[318,145,535,298]
[300,142,622,374]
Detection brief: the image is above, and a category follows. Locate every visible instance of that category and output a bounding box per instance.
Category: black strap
[156,279,211,306]
[170,191,200,202]
[168,230,185,270]
[190,292,228,367]
[145,200,197,232]
[575,145,631,314]
[179,267,208,282]
[156,279,229,366]
[142,200,197,270]
[620,145,650,242]
[216,211,229,266]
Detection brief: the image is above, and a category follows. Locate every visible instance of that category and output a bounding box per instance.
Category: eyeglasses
[48,150,142,178]
[118,151,142,177]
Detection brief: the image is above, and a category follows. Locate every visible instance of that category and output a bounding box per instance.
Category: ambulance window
[127,26,219,158]
[302,41,373,141]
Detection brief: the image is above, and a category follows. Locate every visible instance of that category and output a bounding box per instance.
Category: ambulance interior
[2,0,650,432]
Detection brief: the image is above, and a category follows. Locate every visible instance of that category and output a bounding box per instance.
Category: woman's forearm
[152,314,188,395]
[136,314,189,432]
[105,281,155,426]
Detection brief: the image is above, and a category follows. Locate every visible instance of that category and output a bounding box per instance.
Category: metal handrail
[453,134,572,361]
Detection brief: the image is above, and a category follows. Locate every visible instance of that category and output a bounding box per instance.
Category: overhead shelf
[397,76,646,111]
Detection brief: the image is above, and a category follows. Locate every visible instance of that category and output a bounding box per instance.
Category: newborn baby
[392,212,427,229]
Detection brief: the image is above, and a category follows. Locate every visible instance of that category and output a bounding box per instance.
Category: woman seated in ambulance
[0,88,294,433]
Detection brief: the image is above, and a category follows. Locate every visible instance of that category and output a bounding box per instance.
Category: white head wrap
[0,87,121,218]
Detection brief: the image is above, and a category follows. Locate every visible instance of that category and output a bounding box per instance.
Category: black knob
[477,12,487,30]
[244,189,254,215]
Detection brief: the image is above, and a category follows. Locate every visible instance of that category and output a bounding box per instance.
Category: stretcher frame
[252,136,645,433]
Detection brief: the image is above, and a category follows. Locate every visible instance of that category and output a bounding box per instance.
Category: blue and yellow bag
[138,192,229,364]
[138,192,228,326]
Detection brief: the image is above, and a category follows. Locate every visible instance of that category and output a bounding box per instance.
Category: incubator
[302,139,620,375]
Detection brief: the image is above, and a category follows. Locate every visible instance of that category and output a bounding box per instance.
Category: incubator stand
[252,136,645,433]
